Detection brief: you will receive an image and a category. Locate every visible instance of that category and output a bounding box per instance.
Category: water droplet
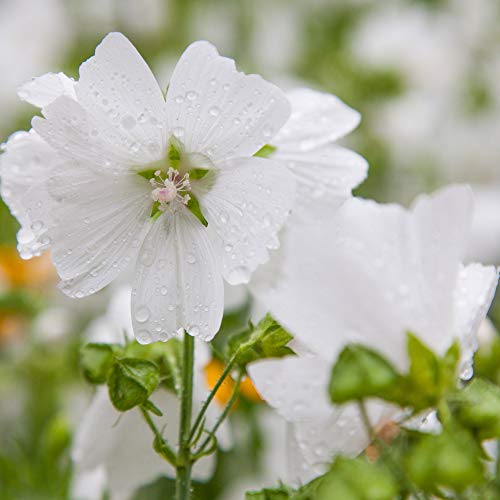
[186,91,198,101]
[30,221,44,231]
[219,211,229,224]
[160,286,168,296]
[262,125,273,138]
[136,329,152,344]
[17,228,35,245]
[228,266,250,284]
[189,325,200,336]
[175,95,185,104]
[121,115,136,130]
[135,306,150,323]
[209,106,220,117]
[224,243,233,252]
[90,267,99,277]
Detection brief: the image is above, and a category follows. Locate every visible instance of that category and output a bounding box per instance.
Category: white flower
[249,185,498,483]
[0,33,296,343]
[271,87,368,218]
[72,286,231,499]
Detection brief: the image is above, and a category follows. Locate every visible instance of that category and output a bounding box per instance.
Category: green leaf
[124,339,183,396]
[228,314,295,369]
[329,344,399,403]
[245,487,290,500]
[254,144,277,158]
[449,378,500,440]
[404,423,484,492]
[80,343,118,384]
[186,194,208,227]
[108,358,160,411]
[316,456,398,500]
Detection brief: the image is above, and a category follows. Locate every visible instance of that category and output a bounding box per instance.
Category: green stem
[176,332,195,500]
[140,405,177,466]
[194,370,243,458]
[357,401,428,500]
[189,350,239,442]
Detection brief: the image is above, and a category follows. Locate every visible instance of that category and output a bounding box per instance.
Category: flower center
[149,168,191,213]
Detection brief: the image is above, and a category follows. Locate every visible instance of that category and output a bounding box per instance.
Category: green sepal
[227,314,295,369]
[189,168,210,180]
[107,358,160,411]
[80,343,122,384]
[254,144,277,158]
[138,169,157,181]
[404,423,485,492]
[150,201,161,219]
[329,344,400,404]
[186,194,208,227]
[448,378,500,440]
[316,456,399,500]
[168,142,181,164]
[142,399,163,417]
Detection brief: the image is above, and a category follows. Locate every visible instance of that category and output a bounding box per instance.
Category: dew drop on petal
[30,221,44,231]
[136,329,153,344]
[189,325,200,336]
[121,115,136,130]
[186,253,196,264]
[228,266,251,284]
[209,106,220,117]
[135,306,150,323]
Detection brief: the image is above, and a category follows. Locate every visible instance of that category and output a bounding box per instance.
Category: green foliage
[329,344,399,403]
[448,378,500,440]
[108,358,160,412]
[329,333,460,411]
[316,456,398,500]
[227,314,295,369]
[404,423,485,492]
[80,343,121,384]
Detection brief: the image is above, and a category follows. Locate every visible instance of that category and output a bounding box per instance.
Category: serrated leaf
[404,423,484,492]
[80,343,118,384]
[449,378,500,440]
[108,358,160,411]
[316,456,398,500]
[229,314,295,369]
[329,344,399,403]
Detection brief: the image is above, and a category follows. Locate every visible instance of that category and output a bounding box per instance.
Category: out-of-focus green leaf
[108,358,160,411]
[449,378,500,440]
[80,343,120,384]
[404,423,484,492]
[316,456,398,500]
[329,344,399,403]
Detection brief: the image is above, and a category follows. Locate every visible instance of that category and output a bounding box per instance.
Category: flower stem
[193,369,243,459]
[189,350,239,443]
[176,332,195,500]
[140,405,177,466]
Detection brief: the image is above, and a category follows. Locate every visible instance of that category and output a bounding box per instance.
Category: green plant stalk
[193,370,243,459]
[176,332,195,500]
[140,405,177,466]
[189,350,239,443]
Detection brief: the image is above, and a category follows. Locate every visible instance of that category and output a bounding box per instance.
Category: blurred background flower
[0,0,499,498]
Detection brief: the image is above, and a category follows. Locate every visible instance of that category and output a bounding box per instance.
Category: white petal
[18,72,76,108]
[165,41,290,162]
[454,263,498,375]
[199,156,295,285]
[76,32,167,162]
[273,88,361,152]
[0,130,59,258]
[72,387,118,471]
[51,170,151,297]
[248,356,332,422]
[71,466,107,500]
[274,144,368,217]
[131,208,224,343]
[252,185,476,369]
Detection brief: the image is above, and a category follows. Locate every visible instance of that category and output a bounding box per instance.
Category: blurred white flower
[72,286,231,499]
[1,33,295,343]
[0,0,70,135]
[249,185,498,483]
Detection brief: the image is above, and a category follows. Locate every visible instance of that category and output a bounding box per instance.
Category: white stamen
[150,168,191,214]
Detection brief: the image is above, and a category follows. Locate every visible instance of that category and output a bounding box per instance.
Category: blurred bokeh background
[1,0,499,498]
